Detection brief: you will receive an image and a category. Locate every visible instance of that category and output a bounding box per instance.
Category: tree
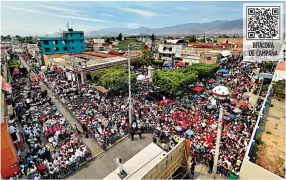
[105,37,111,44]
[91,65,135,91]
[183,63,220,79]
[151,33,155,41]
[153,69,198,94]
[117,33,123,41]
[139,49,155,67]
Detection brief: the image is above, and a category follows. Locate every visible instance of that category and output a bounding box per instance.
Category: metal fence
[195,151,239,179]
[42,151,92,179]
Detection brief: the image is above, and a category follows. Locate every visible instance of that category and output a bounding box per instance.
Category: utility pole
[128,44,132,125]
[212,107,223,179]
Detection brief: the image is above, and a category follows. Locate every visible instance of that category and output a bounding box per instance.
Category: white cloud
[122,8,167,18]
[38,5,82,13]
[56,15,112,23]
[101,13,114,17]
[127,23,141,29]
[176,7,187,10]
[2,5,111,23]
[2,5,42,13]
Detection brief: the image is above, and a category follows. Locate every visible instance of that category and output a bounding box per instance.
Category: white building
[93,38,105,44]
[158,44,182,61]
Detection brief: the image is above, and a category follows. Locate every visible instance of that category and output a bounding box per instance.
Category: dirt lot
[257,98,285,177]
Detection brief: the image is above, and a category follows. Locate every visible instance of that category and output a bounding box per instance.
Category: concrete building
[200,52,221,64]
[37,28,86,55]
[158,44,182,61]
[93,38,105,44]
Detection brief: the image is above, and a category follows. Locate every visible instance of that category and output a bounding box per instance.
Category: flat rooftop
[104,143,165,180]
[46,52,128,69]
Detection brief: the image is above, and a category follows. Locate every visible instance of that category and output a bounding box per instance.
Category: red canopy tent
[193,86,204,92]
[239,101,249,107]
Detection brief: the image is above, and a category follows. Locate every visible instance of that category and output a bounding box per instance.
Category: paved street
[67,134,152,179]
[19,57,103,155]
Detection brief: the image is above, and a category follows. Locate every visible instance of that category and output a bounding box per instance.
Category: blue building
[37,28,86,55]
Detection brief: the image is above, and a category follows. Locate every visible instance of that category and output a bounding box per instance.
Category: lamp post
[128,44,132,125]
[212,107,223,179]
[211,85,230,179]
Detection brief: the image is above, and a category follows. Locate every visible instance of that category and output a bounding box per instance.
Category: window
[62,40,67,44]
[72,47,74,50]
[204,56,211,60]
[45,48,50,52]
[43,40,49,45]
[71,40,74,43]
[80,40,83,43]
[54,47,59,51]
[63,47,68,51]
[80,34,83,36]
[70,34,73,37]
[54,40,58,45]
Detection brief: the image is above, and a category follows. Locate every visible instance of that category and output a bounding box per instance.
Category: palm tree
[139,49,154,73]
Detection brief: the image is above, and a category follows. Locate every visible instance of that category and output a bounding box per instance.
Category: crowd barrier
[42,151,92,179]
[195,150,238,179]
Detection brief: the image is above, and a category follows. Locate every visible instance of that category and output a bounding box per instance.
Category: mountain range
[86,19,243,37]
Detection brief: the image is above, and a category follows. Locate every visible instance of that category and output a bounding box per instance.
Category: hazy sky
[1,1,285,36]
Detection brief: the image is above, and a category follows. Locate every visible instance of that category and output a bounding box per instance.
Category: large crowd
[17,53,263,179]
[9,71,90,180]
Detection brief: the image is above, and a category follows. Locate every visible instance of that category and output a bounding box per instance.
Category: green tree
[139,50,155,67]
[91,65,135,91]
[151,33,155,41]
[105,37,111,44]
[153,69,198,94]
[117,33,123,41]
[8,59,21,68]
[183,63,220,78]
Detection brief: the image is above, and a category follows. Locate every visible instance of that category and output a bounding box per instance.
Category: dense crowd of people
[23,53,263,179]
[9,71,90,180]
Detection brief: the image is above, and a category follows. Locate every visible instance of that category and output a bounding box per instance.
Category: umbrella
[208,79,216,83]
[218,69,229,74]
[230,101,237,106]
[223,116,230,120]
[136,75,146,81]
[233,107,242,113]
[212,86,230,98]
[198,83,204,87]
[239,101,249,107]
[223,73,231,77]
[223,103,229,106]
[186,129,194,136]
[193,87,204,92]
[207,105,215,109]
[175,126,183,131]
[228,114,236,120]
[242,94,250,100]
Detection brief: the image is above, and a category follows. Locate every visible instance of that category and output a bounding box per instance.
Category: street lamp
[211,85,230,179]
[128,44,132,125]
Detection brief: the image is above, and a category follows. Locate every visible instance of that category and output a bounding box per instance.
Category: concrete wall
[240,159,283,179]
[142,140,187,179]
[200,53,220,64]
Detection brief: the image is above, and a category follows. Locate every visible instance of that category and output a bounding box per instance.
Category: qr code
[246,6,280,40]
